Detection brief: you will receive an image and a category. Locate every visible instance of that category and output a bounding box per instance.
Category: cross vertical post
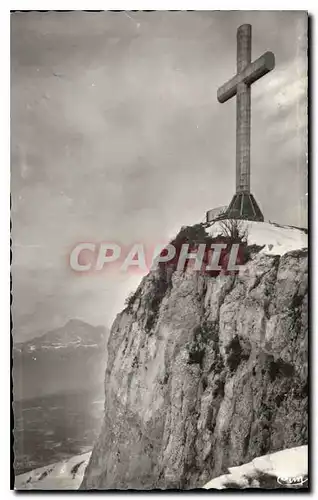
[236,24,251,193]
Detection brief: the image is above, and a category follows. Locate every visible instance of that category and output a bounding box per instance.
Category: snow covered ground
[204,446,308,490]
[14,451,91,490]
[15,445,307,490]
[209,220,307,256]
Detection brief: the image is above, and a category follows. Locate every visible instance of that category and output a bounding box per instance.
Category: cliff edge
[81,222,308,489]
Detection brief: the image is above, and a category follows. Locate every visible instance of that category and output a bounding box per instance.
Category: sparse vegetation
[226,336,242,371]
[268,358,294,382]
[244,243,265,260]
[144,267,171,333]
[188,347,206,367]
[167,222,249,276]
[124,287,142,312]
[259,401,273,423]
[287,291,305,336]
[217,219,269,263]
[226,335,250,371]
[132,355,139,369]
[217,218,248,242]
[291,293,304,310]
[187,321,218,369]
[170,223,213,247]
[201,376,208,392]
[124,291,136,310]
[212,377,225,398]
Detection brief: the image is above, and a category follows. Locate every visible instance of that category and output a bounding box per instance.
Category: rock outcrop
[203,445,308,489]
[81,226,308,490]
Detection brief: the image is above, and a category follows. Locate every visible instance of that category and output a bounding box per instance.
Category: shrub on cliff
[217,218,248,243]
[165,222,247,275]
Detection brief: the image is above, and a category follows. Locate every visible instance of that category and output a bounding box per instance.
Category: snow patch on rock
[15,445,308,490]
[204,445,308,489]
[15,451,92,490]
[209,221,307,256]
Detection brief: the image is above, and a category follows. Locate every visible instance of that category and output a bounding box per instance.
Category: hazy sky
[11,11,307,341]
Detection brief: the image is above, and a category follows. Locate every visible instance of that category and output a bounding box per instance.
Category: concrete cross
[218,24,275,194]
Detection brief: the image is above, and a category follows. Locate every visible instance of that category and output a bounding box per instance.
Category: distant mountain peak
[15,320,108,351]
[65,319,91,327]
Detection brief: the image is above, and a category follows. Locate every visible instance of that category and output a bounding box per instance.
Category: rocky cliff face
[81,231,308,489]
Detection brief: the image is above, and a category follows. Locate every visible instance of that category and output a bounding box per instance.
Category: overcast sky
[11,11,307,341]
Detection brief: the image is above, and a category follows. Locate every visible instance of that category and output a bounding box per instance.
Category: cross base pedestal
[224,192,264,221]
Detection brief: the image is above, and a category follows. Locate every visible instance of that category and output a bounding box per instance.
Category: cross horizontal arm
[217,51,275,103]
